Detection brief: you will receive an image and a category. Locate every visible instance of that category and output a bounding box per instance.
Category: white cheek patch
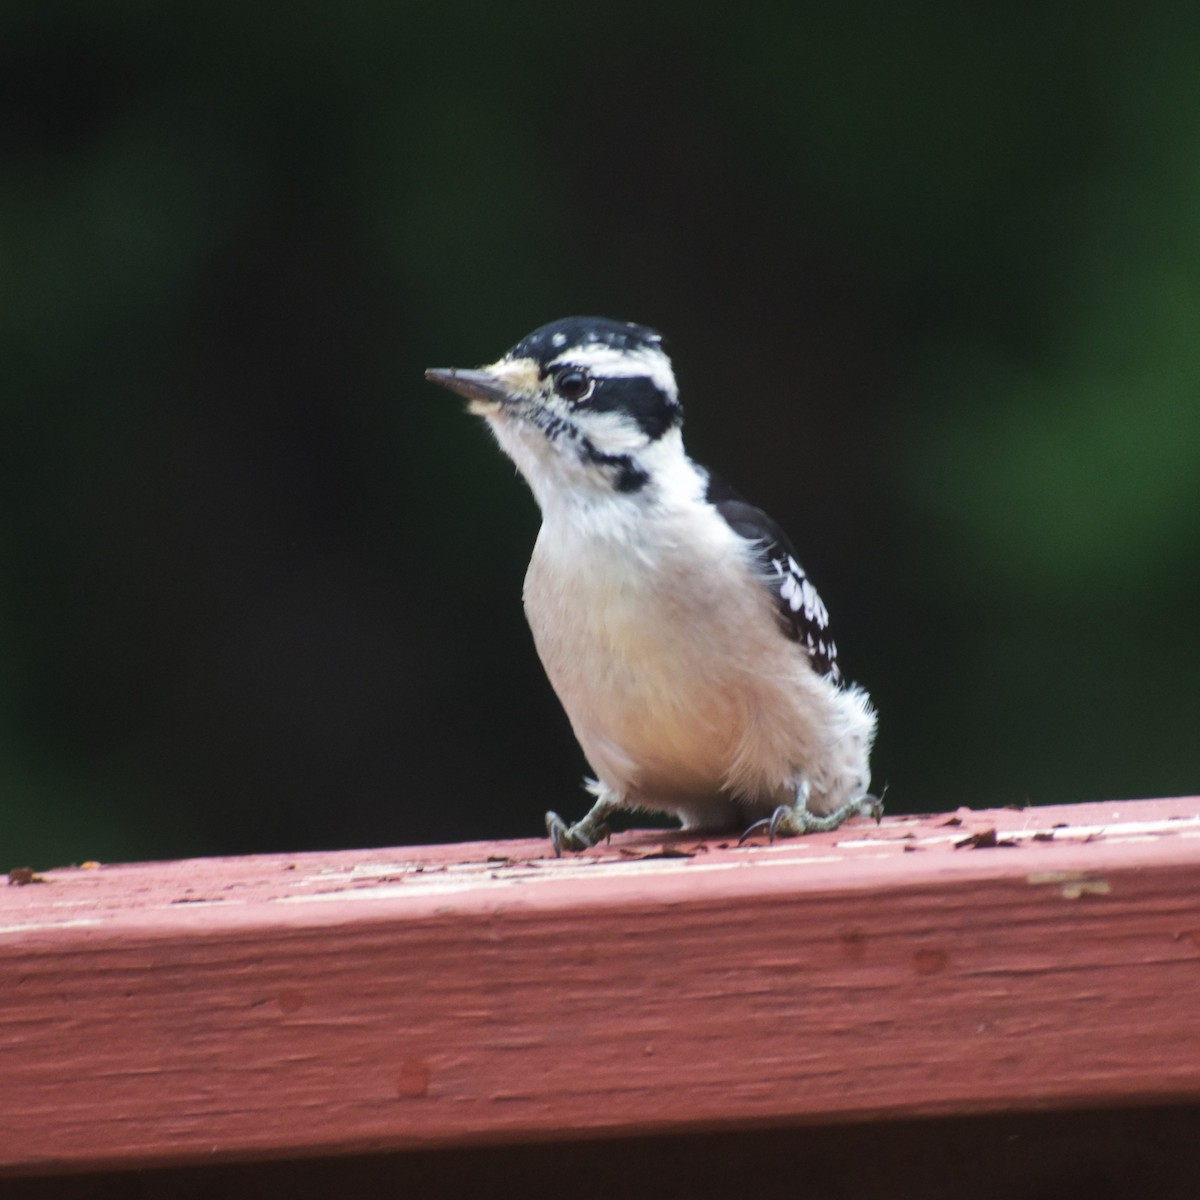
[549,343,679,404]
[576,408,656,455]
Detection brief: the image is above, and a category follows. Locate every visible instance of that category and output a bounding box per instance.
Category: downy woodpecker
[426,317,879,854]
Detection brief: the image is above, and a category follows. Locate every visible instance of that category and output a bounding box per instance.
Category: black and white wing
[704,471,841,683]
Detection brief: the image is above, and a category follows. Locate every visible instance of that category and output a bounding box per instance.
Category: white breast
[523,491,816,809]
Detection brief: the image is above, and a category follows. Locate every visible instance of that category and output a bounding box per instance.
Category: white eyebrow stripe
[549,343,678,402]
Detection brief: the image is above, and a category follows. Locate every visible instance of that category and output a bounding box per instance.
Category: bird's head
[426,317,684,507]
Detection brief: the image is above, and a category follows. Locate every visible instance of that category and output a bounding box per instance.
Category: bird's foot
[545,809,611,858]
[738,792,884,845]
[546,785,622,857]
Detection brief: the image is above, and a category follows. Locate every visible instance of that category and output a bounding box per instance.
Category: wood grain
[2,797,1200,1175]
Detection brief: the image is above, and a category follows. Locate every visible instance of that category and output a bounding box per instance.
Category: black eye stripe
[577,375,680,440]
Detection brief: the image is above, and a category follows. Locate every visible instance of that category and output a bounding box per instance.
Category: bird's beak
[424,367,510,411]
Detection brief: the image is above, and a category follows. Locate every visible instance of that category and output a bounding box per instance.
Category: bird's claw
[737,809,789,845]
[737,816,772,846]
[545,811,609,857]
[859,793,885,824]
[738,792,884,845]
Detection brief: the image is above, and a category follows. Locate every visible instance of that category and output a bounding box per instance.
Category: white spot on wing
[780,572,801,610]
[800,578,829,627]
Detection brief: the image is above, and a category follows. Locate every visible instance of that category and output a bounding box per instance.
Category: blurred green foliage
[2,1,1197,866]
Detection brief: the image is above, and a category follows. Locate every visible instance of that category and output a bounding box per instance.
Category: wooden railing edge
[2,795,1199,1175]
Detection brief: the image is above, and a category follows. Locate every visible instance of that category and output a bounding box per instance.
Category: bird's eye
[553,368,591,402]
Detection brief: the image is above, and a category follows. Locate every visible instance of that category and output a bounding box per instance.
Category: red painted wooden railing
[2,796,1199,1177]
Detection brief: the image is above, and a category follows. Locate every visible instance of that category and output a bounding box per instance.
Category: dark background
[3,2,1197,867]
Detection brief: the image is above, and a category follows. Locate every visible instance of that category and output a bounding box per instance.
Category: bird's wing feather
[704,470,841,682]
